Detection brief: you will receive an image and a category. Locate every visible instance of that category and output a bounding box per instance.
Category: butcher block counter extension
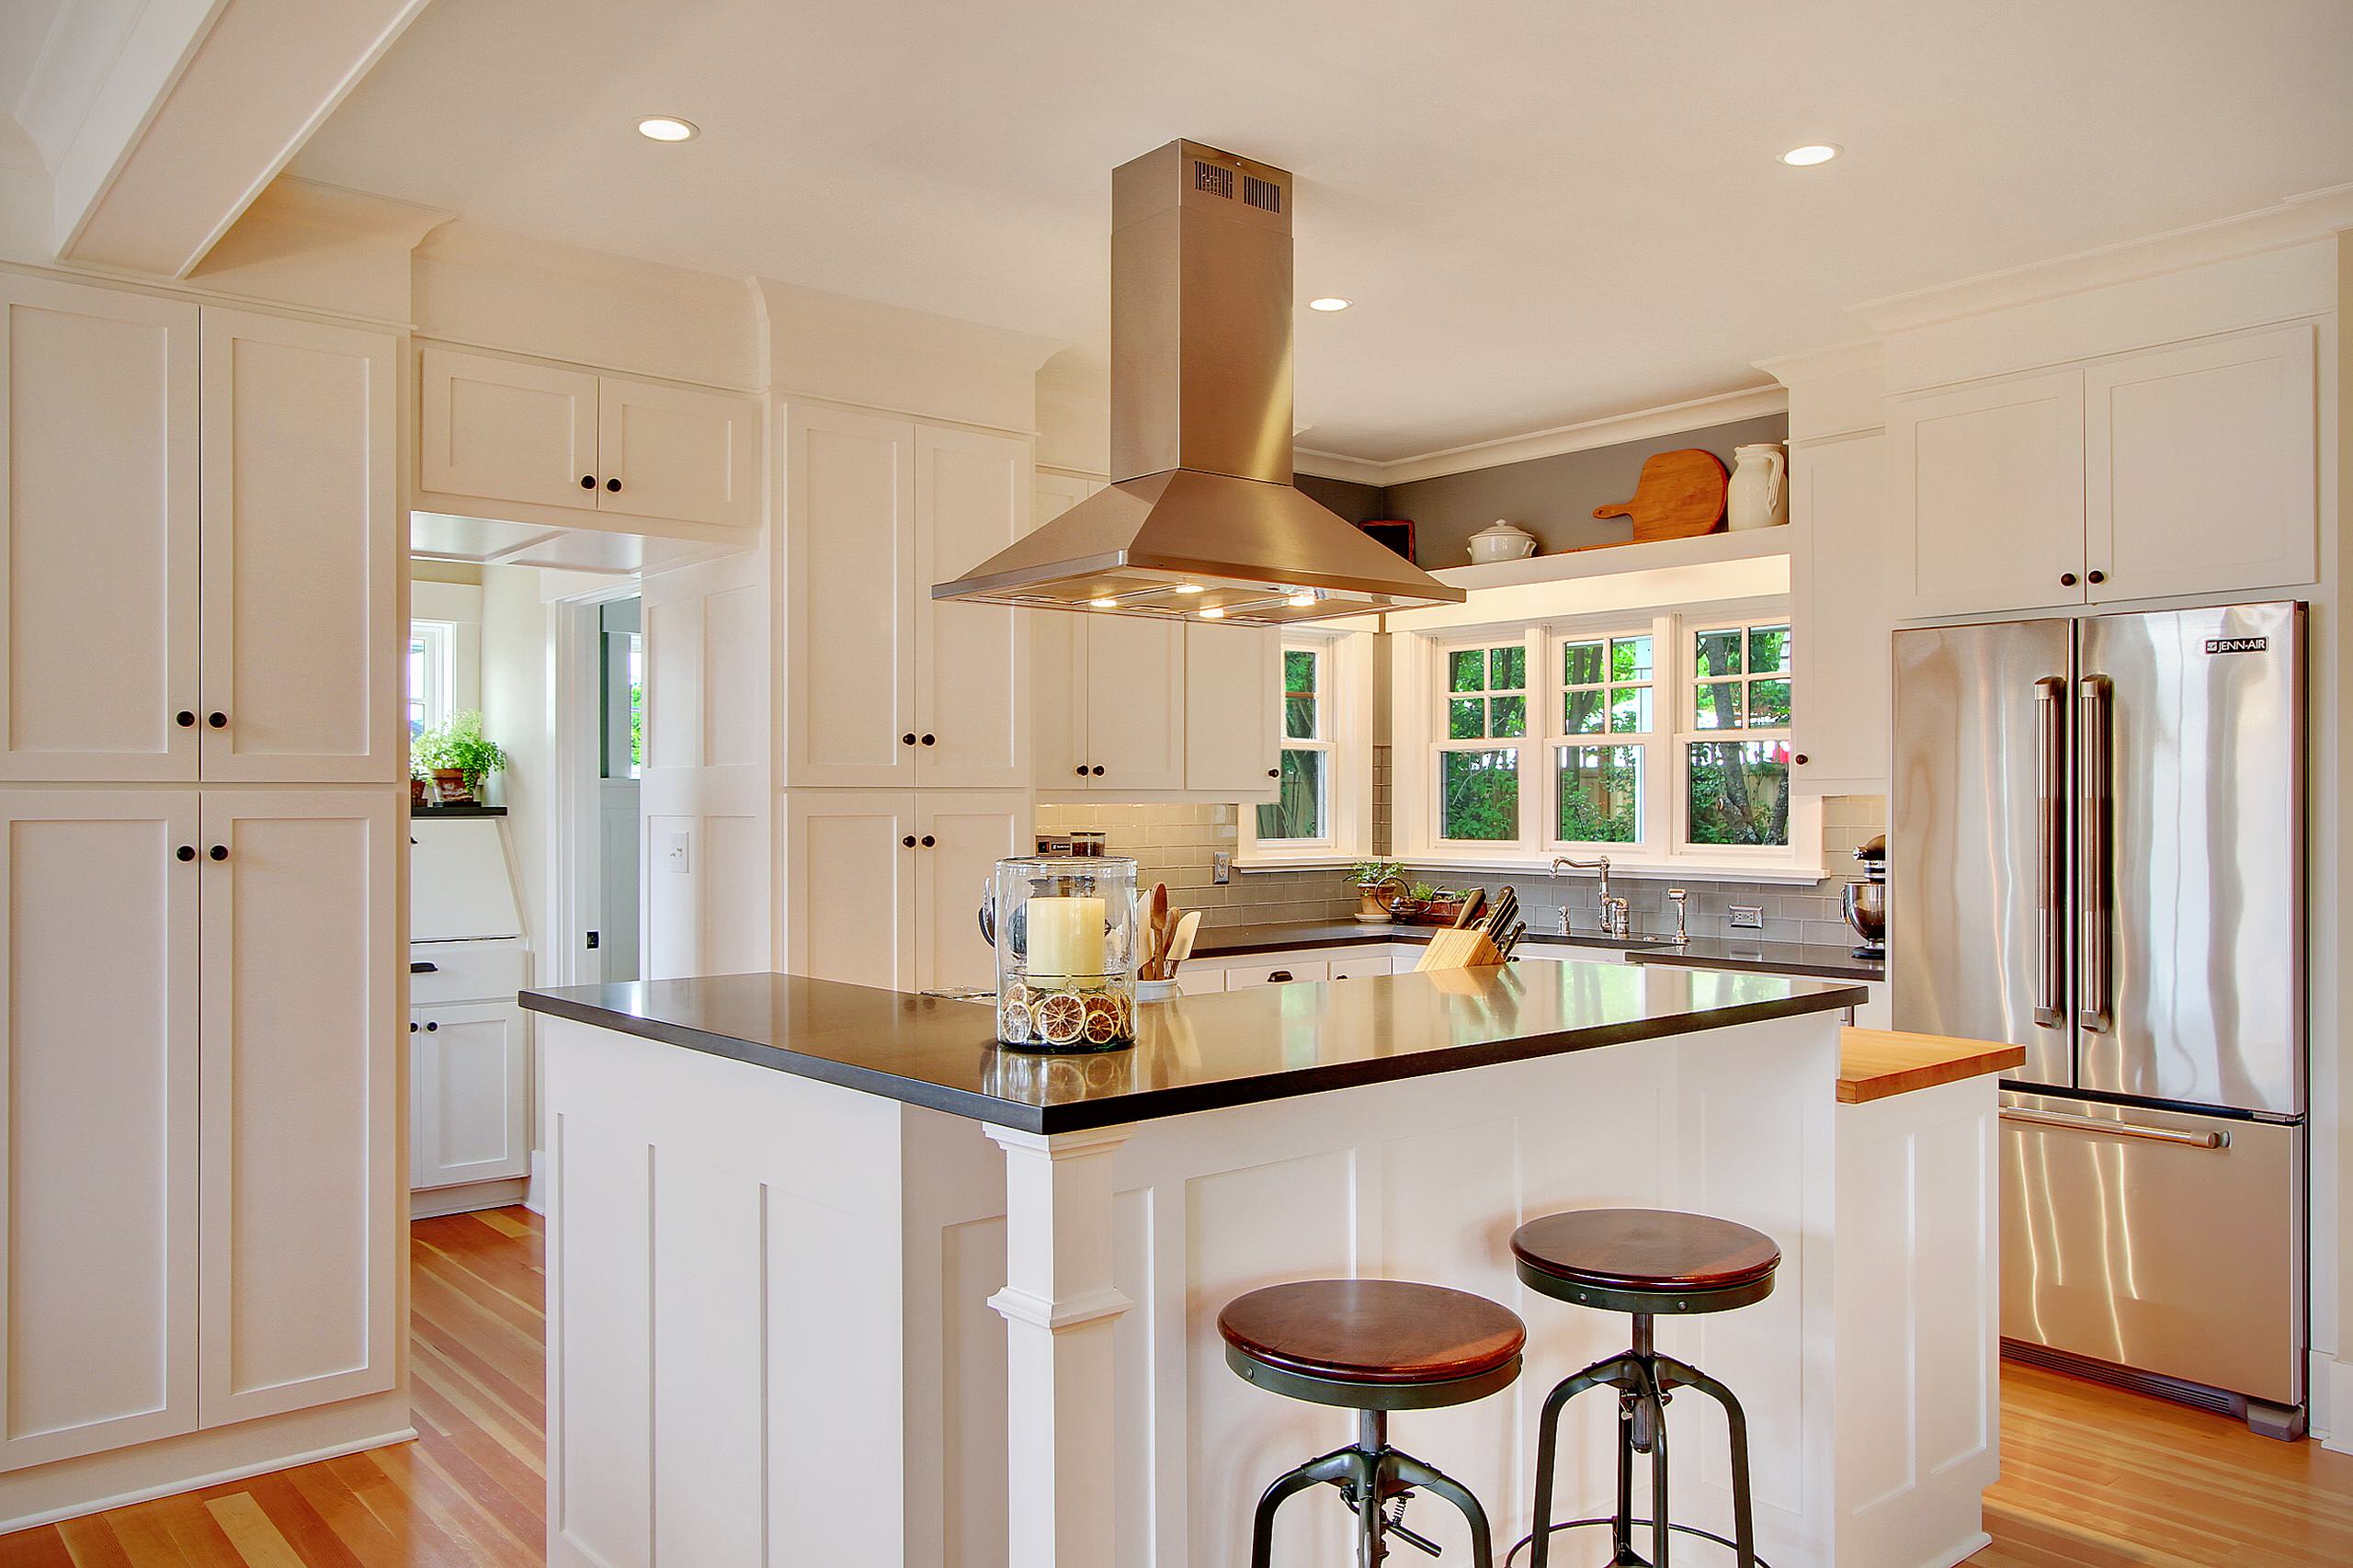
[523,957,2006,1568]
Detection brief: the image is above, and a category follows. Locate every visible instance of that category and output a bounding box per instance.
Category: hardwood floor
[3,1204,2347,1564]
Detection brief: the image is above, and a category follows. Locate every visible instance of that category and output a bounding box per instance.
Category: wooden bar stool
[1510,1208,1779,1567]
[1220,1278,1526,1566]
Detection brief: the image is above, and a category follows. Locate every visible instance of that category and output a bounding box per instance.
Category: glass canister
[980,856,1138,1052]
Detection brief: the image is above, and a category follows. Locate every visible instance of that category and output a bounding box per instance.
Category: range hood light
[1308,297,1352,312]
[1089,597,1119,608]
[1175,584,1205,595]
[1286,590,1320,608]
[1198,606,1225,619]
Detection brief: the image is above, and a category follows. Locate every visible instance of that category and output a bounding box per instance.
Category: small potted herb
[1390,880,1440,923]
[413,710,509,805]
[1422,888,1466,926]
[1349,859,1407,924]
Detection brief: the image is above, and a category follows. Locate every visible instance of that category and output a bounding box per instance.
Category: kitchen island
[522,958,1999,1568]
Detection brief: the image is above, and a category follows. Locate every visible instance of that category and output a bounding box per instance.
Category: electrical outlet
[1727,904,1765,931]
[585,930,600,950]
[1211,850,1233,885]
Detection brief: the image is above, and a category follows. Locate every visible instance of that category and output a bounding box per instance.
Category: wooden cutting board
[1592,449,1730,541]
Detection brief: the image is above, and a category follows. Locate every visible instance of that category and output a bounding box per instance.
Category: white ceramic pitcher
[1726,443,1788,531]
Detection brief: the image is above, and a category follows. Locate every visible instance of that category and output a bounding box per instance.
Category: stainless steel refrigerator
[1891,601,2305,1432]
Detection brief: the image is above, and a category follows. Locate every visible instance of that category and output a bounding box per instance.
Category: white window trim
[1675,614,1798,859]
[409,619,456,743]
[1239,631,1376,868]
[1545,619,1661,855]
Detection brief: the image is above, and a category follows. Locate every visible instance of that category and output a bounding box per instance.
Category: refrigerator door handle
[1999,1104,2227,1150]
[2076,674,2113,1033]
[2034,676,2068,1028]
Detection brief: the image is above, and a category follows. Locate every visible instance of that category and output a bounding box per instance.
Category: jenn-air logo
[2205,636,2268,654]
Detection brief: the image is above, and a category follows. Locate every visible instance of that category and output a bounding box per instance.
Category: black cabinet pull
[410,960,439,973]
[175,845,195,862]
[2087,569,2107,585]
[904,733,917,746]
[920,835,935,847]
[2060,573,2078,587]
[605,477,621,493]
[920,733,935,746]
[207,711,227,729]
[580,474,597,490]
[1090,765,1105,776]
[902,835,916,847]
[1267,970,1293,983]
[424,1021,438,1032]
[208,845,227,861]
[175,710,195,728]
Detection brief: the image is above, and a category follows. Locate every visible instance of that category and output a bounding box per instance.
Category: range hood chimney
[930,141,1463,626]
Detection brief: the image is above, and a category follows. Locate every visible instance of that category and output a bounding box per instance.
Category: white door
[915,791,1029,991]
[1790,431,1890,793]
[198,789,398,1426]
[0,790,198,1472]
[1183,621,1280,796]
[199,310,399,783]
[411,1000,529,1190]
[1888,369,2086,619]
[2085,324,2317,604]
[1081,616,1185,790]
[0,276,199,781]
[781,790,915,989]
[418,346,599,512]
[782,404,915,787]
[914,425,1030,788]
[596,375,759,531]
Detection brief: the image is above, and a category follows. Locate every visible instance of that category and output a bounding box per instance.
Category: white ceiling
[291,0,2353,462]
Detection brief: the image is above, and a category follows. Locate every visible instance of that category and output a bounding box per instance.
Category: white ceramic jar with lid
[1466,519,1539,563]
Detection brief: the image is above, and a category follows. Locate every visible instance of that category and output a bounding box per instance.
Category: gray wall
[1302,412,1790,568]
[1294,472,1390,525]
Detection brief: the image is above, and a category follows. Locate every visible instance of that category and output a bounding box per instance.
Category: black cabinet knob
[920,835,936,847]
[175,710,196,728]
[2060,573,2078,587]
[580,474,597,490]
[409,1021,418,1034]
[904,733,917,746]
[208,845,227,861]
[1267,768,1279,778]
[920,733,935,746]
[207,711,227,729]
[424,1021,438,1032]
[902,835,916,847]
[175,845,195,862]
[2087,569,2107,585]
[1794,753,1811,766]
[1075,765,1088,777]
[606,477,621,493]
[1090,765,1105,776]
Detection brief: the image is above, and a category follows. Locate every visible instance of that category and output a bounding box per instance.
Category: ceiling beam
[47,0,428,278]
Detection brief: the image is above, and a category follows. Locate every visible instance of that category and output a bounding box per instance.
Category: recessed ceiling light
[1779,143,1840,166]
[1308,297,1352,312]
[637,116,699,142]
[1198,606,1226,619]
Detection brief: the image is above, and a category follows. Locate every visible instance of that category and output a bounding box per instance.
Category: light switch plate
[1727,904,1764,930]
[1211,851,1233,885]
[665,831,691,873]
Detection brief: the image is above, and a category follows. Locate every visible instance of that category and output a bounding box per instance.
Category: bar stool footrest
[1510,1517,1774,1566]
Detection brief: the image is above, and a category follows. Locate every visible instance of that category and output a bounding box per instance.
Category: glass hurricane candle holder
[980,855,1138,1052]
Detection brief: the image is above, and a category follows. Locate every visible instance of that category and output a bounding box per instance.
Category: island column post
[983,1121,1136,1565]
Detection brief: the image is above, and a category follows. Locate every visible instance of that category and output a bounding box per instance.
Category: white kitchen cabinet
[1074,615,1188,790]
[782,404,1031,790]
[1173,966,1227,996]
[0,791,199,1474]
[198,790,399,1427]
[1790,432,1891,793]
[1888,369,2086,619]
[411,999,529,1191]
[1183,621,1281,796]
[0,277,199,782]
[2084,324,2316,604]
[199,310,400,784]
[419,346,758,533]
[780,790,1026,991]
[1326,953,1397,982]
[1225,956,1331,989]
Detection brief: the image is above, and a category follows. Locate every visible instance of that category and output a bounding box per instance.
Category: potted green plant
[1348,859,1407,924]
[1390,880,1440,923]
[413,710,509,805]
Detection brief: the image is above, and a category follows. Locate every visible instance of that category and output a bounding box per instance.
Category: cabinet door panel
[419,347,598,511]
[1029,475,1101,786]
[1889,370,2085,619]
[597,376,759,531]
[1083,617,1184,790]
[0,277,198,780]
[2086,324,2316,603]
[412,1000,529,1189]
[0,791,198,1472]
[199,311,399,782]
[781,791,915,989]
[1183,622,1280,796]
[783,406,915,787]
[1790,432,1890,793]
[199,790,398,1426]
[914,426,1029,788]
[915,792,1029,992]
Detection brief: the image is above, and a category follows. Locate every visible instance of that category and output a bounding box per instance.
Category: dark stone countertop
[520,960,1866,1135]
[1192,921,1884,983]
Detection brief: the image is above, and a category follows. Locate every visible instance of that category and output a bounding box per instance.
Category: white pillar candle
[1026,896,1106,990]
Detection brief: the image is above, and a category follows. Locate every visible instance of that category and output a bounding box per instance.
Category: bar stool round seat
[1512,1205,1779,1315]
[1220,1280,1524,1565]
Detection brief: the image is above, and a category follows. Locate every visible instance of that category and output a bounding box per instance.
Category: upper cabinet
[0,281,397,785]
[780,403,1031,790]
[1182,622,1280,796]
[1790,432,1891,794]
[418,346,758,534]
[1888,324,2317,619]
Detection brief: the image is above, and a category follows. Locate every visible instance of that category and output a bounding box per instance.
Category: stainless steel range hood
[930,141,1463,626]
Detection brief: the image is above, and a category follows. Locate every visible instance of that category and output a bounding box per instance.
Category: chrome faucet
[1552,855,1629,937]
[1666,887,1690,944]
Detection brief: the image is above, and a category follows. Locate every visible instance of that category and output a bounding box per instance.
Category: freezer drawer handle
[2000,1106,2226,1150]
[2033,676,2067,1028]
[2075,675,2114,1033]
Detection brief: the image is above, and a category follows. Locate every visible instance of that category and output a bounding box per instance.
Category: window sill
[1396,852,1829,886]
[1234,852,1362,872]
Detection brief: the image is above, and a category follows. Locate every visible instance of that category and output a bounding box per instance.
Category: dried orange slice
[1035,992,1086,1046]
[998,1000,1031,1045]
[1082,994,1122,1045]
[1003,981,1032,1011]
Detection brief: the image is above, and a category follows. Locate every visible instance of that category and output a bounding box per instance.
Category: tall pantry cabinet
[0,275,401,1494]
[777,402,1033,991]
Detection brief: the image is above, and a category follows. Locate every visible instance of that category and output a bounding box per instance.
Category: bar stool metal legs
[1247,1408,1497,1568]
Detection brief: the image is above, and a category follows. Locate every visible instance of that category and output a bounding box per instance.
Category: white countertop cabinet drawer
[1224,958,1331,989]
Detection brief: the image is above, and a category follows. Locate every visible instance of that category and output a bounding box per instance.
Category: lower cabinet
[0,787,399,1469]
[781,790,1029,992]
[410,999,529,1191]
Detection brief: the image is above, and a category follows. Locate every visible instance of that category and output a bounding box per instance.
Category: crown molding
[1294,383,1788,489]
[1753,337,1882,386]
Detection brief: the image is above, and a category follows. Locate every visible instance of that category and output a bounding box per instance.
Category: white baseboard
[2322,1353,2353,1454]
[525,1147,548,1215]
[409,1176,529,1219]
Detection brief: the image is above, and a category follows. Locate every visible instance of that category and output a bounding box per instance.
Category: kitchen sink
[1539,932,1691,950]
